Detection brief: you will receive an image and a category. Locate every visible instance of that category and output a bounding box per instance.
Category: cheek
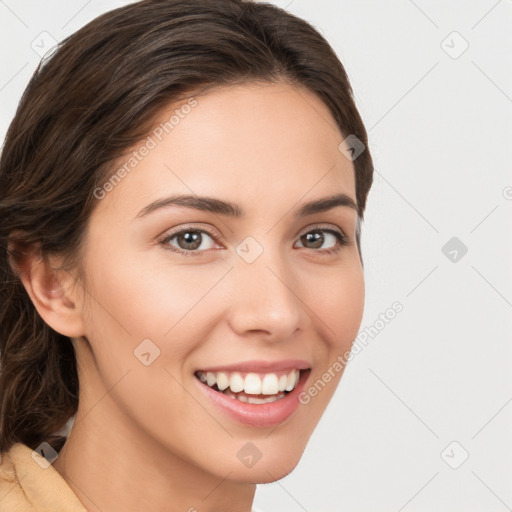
[311,263,365,349]
[295,266,364,426]
[81,243,229,367]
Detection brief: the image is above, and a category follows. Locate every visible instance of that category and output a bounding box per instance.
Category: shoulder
[0,442,86,511]
[0,443,32,511]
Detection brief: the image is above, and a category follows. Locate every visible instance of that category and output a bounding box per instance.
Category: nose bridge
[226,237,306,338]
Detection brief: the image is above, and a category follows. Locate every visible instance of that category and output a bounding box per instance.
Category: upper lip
[196,359,311,374]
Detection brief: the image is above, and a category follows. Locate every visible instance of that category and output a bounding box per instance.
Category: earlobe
[7,240,86,338]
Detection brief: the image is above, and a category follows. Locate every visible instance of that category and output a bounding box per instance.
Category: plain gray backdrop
[1,1,511,511]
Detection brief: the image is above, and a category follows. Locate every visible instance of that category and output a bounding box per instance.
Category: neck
[53,348,256,512]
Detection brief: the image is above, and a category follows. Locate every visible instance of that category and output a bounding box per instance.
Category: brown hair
[0,0,374,454]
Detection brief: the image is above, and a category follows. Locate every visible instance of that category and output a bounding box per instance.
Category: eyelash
[158,224,350,257]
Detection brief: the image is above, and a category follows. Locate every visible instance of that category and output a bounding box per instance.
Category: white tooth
[244,373,262,395]
[261,373,279,395]
[198,371,207,382]
[293,369,300,387]
[284,370,297,391]
[216,372,229,390]
[243,393,285,404]
[247,396,267,404]
[278,374,287,392]
[206,371,216,387]
[229,372,245,393]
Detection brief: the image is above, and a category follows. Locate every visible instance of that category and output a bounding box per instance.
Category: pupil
[304,231,323,249]
[179,232,201,250]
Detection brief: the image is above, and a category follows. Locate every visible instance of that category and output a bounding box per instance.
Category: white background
[1,1,511,511]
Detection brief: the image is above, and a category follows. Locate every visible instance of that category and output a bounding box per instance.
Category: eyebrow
[135,192,358,220]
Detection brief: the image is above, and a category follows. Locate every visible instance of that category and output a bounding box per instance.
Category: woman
[0,0,374,510]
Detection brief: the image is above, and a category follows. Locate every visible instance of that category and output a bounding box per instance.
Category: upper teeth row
[196,369,301,395]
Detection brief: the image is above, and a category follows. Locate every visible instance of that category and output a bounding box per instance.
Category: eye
[160,228,218,256]
[295,227,349,254]
[159,224,349,257]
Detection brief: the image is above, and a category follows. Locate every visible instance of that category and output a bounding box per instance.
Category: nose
[225,246,310,342]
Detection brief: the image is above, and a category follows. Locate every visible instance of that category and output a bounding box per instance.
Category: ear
[7,239,86,338]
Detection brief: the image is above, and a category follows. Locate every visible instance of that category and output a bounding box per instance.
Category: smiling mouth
[194,368,309,404]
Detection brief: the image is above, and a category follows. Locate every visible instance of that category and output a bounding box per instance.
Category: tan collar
[0,442,86,511]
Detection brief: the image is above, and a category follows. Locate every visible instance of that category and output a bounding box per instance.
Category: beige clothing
[0,442,86,511]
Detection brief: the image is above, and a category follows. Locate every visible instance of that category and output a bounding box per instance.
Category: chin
[222,443,307,484]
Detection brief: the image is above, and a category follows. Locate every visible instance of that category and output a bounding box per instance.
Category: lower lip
[195,370,311,428]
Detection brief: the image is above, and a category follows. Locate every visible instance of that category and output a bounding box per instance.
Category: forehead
[93,82,356,221]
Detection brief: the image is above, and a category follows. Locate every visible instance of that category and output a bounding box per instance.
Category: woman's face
[74,81,364,482]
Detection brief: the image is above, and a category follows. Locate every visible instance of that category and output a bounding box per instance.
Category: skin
[15,81,365,512]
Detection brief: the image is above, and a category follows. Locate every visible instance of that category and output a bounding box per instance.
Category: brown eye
[161,229,217,254]
[299,231,325,249]
[296,229,345,251]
